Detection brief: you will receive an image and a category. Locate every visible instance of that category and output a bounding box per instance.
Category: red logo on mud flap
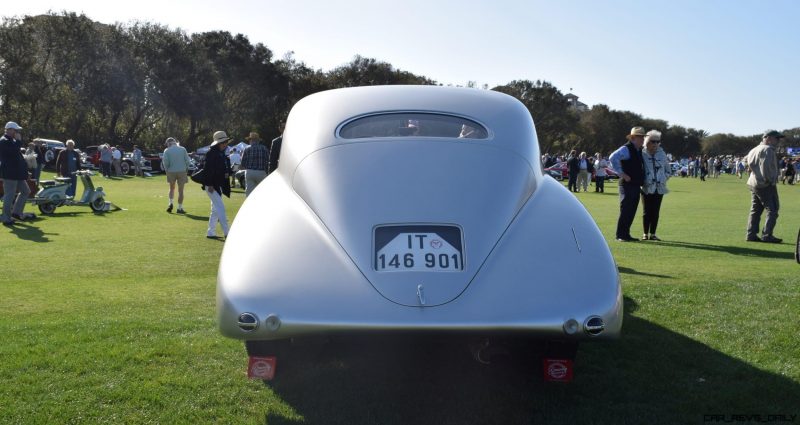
[247,356,277,380]
[542,358,573,382]
[430,239,443,249]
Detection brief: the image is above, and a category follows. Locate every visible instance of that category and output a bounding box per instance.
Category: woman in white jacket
[641,130,669,240]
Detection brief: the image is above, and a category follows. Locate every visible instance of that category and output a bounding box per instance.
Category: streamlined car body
[217,86,622,364]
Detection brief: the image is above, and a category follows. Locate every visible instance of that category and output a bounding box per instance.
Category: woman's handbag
[190,168,206,184]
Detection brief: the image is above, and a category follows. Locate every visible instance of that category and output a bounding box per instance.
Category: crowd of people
[606,127,785,243]
[167,130,281,239]
[541,126,790,244]
[0,118,793,245]
[0,120,284,237]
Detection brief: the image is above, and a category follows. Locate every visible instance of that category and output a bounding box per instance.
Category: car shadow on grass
[258,297,799,425]
[618,266,673,278]
[656,240,794,260]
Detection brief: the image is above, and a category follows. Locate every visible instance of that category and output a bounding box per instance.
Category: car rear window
[339,113,489,140]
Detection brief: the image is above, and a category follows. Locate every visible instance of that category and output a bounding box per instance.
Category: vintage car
[32,138,65,168]
[83,145,150,175]
[217,86,623,381]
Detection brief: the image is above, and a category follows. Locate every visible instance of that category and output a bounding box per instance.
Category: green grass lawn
[1,172,798,424]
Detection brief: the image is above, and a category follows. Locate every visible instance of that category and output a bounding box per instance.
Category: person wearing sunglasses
[640,130,670,241]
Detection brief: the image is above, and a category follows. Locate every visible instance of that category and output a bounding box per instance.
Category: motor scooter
[30,169,106,214]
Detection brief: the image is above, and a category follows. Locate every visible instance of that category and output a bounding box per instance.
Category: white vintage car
[217,85,622,380]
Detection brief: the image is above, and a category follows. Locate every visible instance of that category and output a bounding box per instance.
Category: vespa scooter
[31,170,106,214]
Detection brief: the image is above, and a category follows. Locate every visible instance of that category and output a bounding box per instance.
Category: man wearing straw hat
[609,126,646,242]
[239,131,269,196]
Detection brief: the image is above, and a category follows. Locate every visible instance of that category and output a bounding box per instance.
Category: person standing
[744,130,783,243]
[111,146,123,176]
[228,147,242,188]
[0,121,33,225]
[162,137,192,214]
[576,151,593,192]
[594,153,609,193]
[566,150,579,192]
[200,131,232,239]
[699,155,708,181]
[609,126,646,242]
[132,145,143,177]
[239,132,269,196]
[24,143,38,178]
[99,144,113,178]
[33,139,46,184]
[55,139,82,197]
[736,157,746,179]
[640,131,669,241]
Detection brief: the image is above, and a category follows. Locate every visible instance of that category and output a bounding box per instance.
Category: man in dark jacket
[202,131,232,239]
[55,139,82,197]
[609,126,646,241]
[0,121,33,225]
[566,150,579,192]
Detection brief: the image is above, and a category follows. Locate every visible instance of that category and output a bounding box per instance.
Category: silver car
[217,86,622,380]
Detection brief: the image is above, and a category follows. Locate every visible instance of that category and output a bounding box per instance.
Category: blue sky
[12,0,800,136]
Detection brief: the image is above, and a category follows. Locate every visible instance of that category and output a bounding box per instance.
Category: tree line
[1,12,797,156]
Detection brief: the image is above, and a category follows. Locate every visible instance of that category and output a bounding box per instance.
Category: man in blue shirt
[609,126,646,241]
[239,132,269,197]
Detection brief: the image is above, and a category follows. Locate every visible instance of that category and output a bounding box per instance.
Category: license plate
[374,225,464,272]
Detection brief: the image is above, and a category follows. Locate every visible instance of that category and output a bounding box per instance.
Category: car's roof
[282,85,539,174]
[34,138,64,145]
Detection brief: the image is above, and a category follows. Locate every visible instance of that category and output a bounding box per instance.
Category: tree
[327,55,434,88]
[493,80,578,154]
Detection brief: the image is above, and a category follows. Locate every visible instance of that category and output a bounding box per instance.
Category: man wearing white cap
[0,121,34,225]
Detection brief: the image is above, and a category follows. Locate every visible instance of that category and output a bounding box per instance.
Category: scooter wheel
[38,203,56,215]
[89,197,105,212]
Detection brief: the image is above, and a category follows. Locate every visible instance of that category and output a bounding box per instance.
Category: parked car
[217,86,623,381]
[82,145,164,175]
[32,138,65,169]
